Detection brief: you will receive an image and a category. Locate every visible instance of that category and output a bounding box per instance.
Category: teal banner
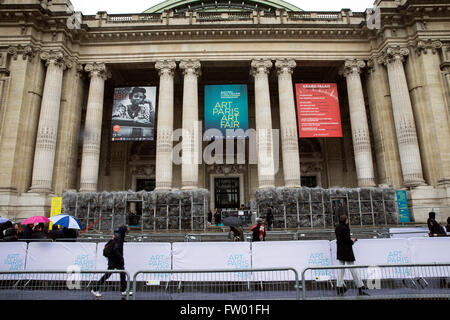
[204,84,249,139]
[396,190,411,223]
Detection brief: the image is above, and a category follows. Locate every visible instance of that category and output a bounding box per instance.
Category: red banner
[296,83,343,138]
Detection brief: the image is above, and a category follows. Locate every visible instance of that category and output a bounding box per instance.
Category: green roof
[143,0,302,13]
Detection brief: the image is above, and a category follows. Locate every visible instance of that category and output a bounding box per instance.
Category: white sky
[70,0,376,15]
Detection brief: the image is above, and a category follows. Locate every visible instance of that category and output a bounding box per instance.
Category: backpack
[103,239,115,258]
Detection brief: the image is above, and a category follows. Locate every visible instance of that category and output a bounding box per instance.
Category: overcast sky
[70,0,376,15]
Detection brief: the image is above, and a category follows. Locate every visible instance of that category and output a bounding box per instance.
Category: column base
[28,187,53,194]
[357,178,376,187]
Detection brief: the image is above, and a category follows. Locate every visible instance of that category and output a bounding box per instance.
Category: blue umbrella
[0,217,10,224]
[49,214,82,230]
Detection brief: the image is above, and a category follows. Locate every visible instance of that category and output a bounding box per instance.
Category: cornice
[79,26,370,43]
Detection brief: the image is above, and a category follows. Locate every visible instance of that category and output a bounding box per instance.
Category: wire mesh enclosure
[62,189,210,232]
[256,187,397,229]
[0,270,131,300]
[301,264,450,300]
[132,268,300,300]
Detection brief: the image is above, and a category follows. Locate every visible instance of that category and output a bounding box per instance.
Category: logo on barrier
[66,265,81,290]
[308,252,331,278]
[4,254,24,271]
[148,255,170,280]
[367,267,382,290]
[387,251,412,276]
[227,254,250,279]
[74,254,94,271]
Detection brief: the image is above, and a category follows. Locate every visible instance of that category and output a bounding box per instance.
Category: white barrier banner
[252,241,332,281]
[389,227,429,239]
[408,237,450,264]
[330,239,412,280]
[172,242,251,281]
[0,243,27,279]
[96,242,172,282]
[25,243,97,280]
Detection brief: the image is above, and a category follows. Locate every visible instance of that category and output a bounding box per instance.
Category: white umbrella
[49,214,82,230]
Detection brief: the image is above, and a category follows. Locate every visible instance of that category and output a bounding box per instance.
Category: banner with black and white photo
[111,87,157,141]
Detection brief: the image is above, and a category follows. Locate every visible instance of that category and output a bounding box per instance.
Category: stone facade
[0,0,449,224]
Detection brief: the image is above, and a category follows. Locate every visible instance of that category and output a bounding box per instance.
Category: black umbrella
[222,216,242,227]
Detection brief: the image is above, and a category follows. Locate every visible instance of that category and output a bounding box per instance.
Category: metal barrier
[0,270,131,300]
[132,268,300,300]
[301,264,450,300]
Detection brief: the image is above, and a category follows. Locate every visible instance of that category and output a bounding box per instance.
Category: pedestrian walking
[335,215,369,296]
[91,225,131,298]
[265,206,274,231]
[251,218,266,242]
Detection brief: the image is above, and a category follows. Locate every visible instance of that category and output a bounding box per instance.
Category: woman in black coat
[335,215,368,296]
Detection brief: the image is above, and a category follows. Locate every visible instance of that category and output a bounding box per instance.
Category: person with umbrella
[223,216,244,241]
[223,216,244,242]
[49,214,82,241]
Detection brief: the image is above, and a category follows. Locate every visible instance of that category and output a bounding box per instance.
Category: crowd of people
[0,221,78,242]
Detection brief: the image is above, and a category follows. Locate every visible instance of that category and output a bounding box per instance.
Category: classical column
[366,58,403,188]
[342,59,376,187]
[79,63,109,192]
[251,59,275,189]
[414,40,450,184]
[179,59,201,190]
[29,50,71,193]
[53,63,85,194]
[379,46,425,187]
[0,45,40,193]
[275,58,301,188]
[154,60,177,191]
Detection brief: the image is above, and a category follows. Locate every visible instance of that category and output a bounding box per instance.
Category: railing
[0,270,131,300]
[132,268,300,300]
[0,265,448,300]
[301,264,450,300]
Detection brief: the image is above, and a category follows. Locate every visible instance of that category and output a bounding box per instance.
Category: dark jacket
[335,221,355,262]
[229,226,244,242]
[0,221,13,240]
[427,218,446,236]
[266,208,274,223]
[109,226,127,267]
[3,227,18,242]
[21,225,33,240]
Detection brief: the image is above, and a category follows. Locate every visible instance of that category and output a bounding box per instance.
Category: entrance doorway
[214,178,240,210]
[301,176,318,188]
[128,179,155,227]
[136,179,156,192]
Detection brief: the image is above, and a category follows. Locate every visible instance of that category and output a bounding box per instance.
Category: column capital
[7,45,40,62]
[179,59,201,77]
[414,39,442,56]
[341,59,366,77]
[250,58,273,76]
[155,60,177,77]
[378,45,410,65]
[441,61,450,75]
[85,62,110,80]
[40,50,72,70]
[274,58,296,75]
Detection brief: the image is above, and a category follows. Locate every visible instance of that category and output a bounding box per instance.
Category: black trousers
[94,261,127,292]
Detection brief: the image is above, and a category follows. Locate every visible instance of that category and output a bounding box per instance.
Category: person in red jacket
[251,218,266,241]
